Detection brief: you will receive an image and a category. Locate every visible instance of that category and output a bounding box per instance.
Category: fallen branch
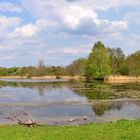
[6,110,38,127]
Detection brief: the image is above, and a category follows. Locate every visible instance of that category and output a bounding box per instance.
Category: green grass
[0,120,140,140]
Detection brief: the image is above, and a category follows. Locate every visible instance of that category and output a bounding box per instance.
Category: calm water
[0,79,140,125]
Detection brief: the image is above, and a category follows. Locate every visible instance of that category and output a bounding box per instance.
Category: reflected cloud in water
[0,80,139,124]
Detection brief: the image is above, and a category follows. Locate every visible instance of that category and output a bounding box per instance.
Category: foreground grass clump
[0,120,140,140]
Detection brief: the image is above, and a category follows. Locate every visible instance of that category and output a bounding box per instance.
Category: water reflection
[92,102,123,116]
[0,80,140,100]
[0,79,139,124]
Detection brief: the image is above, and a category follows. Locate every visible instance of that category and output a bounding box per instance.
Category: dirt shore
[0,75,82,80]
[0,75,140,83]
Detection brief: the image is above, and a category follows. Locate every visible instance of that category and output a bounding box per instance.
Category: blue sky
[0,0,140,67]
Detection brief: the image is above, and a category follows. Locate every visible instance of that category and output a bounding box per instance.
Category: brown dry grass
[107,75,140,83]
[0,75,140,83]
[0,75,81,80]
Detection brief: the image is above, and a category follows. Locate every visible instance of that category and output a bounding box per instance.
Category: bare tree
[38,60,45,67]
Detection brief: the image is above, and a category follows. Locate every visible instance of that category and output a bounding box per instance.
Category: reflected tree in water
[92,103,109,116]
[92,102,123,116]
[72,82,112,100]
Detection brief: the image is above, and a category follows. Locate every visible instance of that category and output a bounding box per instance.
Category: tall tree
[38,60,45,67]
[66,58,86,76]
[107,47,126,75]
[126,50,140,76]
[37,60,46,76]
[85,41,111,79]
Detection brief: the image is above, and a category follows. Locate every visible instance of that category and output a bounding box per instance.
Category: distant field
[0,120,140,140]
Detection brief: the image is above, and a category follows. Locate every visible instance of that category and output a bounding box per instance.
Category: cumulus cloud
[22,0,140,16]
[0,15,22,31]
[46,45,90,55]
[21,0,129,37]
[58,4,97,28]
[0,15,53,65]
[124,11,140,24]
[58,4,128,35]
[65,0,140,11]
[0,2,22,12]
[58,18,128,37]
[14,24,38,37]
[13,18,55,37]
[0,0,139,66]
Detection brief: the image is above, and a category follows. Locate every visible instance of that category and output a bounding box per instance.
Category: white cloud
[22,0,140,18]
[22,0,129,36]
[0,15,22,31]
[124,12,140,24]
[66,0,140,11]
[62,45,90,54]
[46,45,90,55]
[110,21,128,30]
[0,14,57,65]
[36,18,57,29]
[59,18,128,36]
[0,0,139,66]
[0,2,22,12]
[58,4,97,28]
[13,18,54,37]
[0,54,16,61]
[14,24,38,37]
[0,16,52,61]
[100,20,128,33]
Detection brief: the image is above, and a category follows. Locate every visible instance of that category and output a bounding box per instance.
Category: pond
[0,79,140,125]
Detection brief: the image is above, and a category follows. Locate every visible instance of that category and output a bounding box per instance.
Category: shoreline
[0,75,81,80]
[0,75,140,83]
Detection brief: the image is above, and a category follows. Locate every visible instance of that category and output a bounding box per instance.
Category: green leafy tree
[107,47,126,75]
[66,58,87,76]
[126,50,140,76]
[85,41,110,79]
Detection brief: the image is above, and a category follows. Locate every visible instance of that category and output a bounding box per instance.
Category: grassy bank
[0,120,140,140]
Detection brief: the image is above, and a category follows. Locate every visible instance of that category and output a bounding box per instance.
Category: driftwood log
[17,118,37,127]
[6,110,38,127]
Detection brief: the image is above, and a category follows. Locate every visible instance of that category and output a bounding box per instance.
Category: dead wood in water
[6,110,38,127]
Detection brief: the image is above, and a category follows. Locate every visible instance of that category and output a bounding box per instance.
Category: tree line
[0,41,139,79]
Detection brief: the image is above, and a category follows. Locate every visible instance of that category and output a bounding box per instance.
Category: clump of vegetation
[66,58,87,76]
